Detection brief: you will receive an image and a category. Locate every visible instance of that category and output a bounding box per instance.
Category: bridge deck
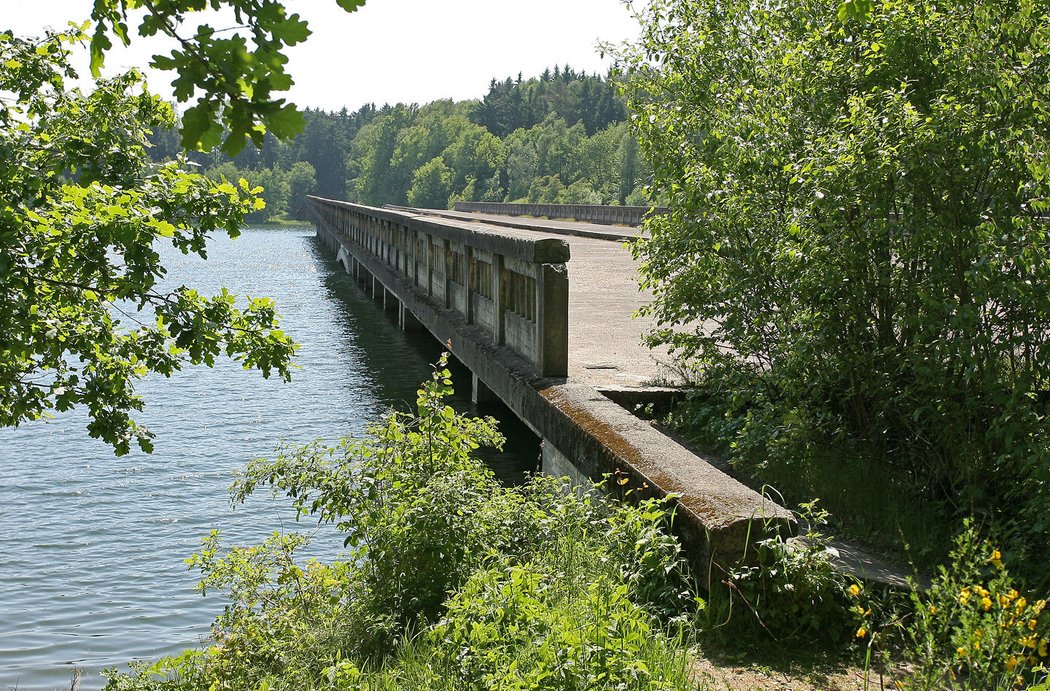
[405,208,675,391]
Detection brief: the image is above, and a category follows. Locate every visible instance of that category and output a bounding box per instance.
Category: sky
[6,0,642,112]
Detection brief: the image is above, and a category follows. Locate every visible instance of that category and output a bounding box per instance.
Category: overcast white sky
[5,0,641,111]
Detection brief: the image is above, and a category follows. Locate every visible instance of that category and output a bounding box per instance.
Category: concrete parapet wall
[310,196,569,377]
[454,201,669,227]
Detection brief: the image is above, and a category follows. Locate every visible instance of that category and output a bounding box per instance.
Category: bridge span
[309,197,793,569]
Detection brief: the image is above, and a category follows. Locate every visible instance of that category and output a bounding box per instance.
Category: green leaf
[265,104,305,140]
[336,0,368,11]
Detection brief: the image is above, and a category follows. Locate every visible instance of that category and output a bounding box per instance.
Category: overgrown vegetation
[94,360,1050,689]
[619,0,1050,583]
[103,358,700,690]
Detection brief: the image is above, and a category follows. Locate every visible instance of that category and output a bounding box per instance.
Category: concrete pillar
[399,302,424,332]
[383,287,397,313]
[494,255,506,345]
[472,373,501,406]
[537,263,569,378]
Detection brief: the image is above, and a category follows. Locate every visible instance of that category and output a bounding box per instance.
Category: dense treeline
[471,65,627,137]
[151,68,650,220]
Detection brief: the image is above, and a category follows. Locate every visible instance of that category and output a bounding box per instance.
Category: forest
[149,66,649,222]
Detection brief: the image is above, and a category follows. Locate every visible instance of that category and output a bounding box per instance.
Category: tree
[407,157,454,209]
[88,0,367,154]
[618,0,1050,555]
[1,0,376,454]
[0,27,302,454]
[286,161,318,220]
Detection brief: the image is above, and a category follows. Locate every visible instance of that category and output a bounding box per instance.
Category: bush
[618,0,1050,579]
[706,500,860,646]
[104,357,702,689]
[899,521,1049,690]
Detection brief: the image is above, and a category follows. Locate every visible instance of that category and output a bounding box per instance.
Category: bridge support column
[383,287,397,313]
[399,303,423,332]
[472,374,500,406]
[541,440,589,485]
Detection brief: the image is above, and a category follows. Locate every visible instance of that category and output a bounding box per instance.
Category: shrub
[707,500,859,645]
[431,563,693,691]
[618,0,1050,576]
[104,357,702,689]
[900,521,1049,690]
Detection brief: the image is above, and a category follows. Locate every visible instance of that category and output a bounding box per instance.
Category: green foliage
[431,563,693,690]
[707,500,858,646]
[104,358,701,689]
[232,355,510,635]
[88,0,367,153]
[896,522,1049,690]
[620,0,1050,577]
[407,156,454,209]
[0,27,297,454]
[206,160,316,221]
[152,68,647,209]
[471,66,627,138]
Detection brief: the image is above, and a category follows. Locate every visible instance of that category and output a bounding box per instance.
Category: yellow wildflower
[981,596,993,611]
[1016,596,1027,612]
[988,549,1003,569]
[929,605,939,616]
[959,588,972,605]
[1029,619,1038,631]
[1021,635,1038,649]
[856,627,867,639]
[1006,655,1018,672]
[1039,639,1048,657]
[1033,599,1046,614]
[956,646,968,657]
[849,584,861,597]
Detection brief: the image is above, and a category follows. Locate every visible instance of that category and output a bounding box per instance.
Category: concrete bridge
[309,197,794,570]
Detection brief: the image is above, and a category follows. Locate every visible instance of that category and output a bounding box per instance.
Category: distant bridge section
[453,201,668,227]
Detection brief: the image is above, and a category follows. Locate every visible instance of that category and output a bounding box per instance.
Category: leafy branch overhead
[0,27,297,454]
[87,0,367,154]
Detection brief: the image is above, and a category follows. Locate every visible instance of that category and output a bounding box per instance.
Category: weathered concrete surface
[315,209,794,572]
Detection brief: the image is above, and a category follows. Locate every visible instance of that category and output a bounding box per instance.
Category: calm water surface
[0,228,538,690]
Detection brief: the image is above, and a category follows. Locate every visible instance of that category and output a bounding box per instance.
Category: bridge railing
[309,196,570,378]
[453,201,669,227]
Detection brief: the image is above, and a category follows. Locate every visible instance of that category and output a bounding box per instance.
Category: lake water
[0,228,539,690]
